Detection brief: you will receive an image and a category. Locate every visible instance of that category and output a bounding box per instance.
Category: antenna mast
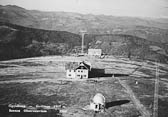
[153,61,159,117]
[80,30,87,54]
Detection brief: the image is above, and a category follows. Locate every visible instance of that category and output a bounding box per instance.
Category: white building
[88,49,102,56]
[90,93,105,112]
[65,61,91,79]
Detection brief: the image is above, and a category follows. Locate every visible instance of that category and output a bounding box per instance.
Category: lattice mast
[153,61,159,117]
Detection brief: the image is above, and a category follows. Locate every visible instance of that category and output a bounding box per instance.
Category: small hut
[90,93,105,112]
[88,49,102,56]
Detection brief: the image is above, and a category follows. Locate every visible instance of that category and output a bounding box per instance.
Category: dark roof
[80,61,91,70]
[76,63,88,70]
[65,61,91,70]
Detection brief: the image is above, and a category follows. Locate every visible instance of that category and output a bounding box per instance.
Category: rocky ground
[0,55,168,117]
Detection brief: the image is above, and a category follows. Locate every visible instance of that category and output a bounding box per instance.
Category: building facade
[88,49,102,56]
[65,61,91,79]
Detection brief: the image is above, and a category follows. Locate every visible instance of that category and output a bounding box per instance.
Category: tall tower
[80,30,87,54]
[153,61,159,117]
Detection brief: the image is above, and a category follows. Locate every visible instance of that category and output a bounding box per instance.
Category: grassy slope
[0,56,168,116]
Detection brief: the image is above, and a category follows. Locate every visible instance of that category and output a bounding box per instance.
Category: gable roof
[81,61,91,70]
[76,62,88,70]
[65,61,91,70]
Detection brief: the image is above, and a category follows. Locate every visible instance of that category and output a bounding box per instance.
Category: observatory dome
[92,93,105,105]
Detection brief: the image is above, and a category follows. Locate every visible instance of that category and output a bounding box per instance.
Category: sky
[0,0,168,18]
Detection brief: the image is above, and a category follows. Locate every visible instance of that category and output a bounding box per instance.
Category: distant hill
[0,22,168,63]
[89,34,168,63]
[0,5,168,43]
[0,22,82,60]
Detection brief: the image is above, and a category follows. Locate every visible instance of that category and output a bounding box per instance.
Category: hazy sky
[0,0,168,18]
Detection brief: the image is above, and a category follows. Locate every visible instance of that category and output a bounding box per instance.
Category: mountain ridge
[0,22,167,63]
[0,5,168,29]
[0,5,167,44]
[0,5,168,63]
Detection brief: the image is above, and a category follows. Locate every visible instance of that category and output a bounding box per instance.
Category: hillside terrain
[0,4,168,117]
[0,5,168,43]
[0,5,168,63]
[0,22,82,60]
[0,56,168,116]
[0,22,168,63]
[89,34,168,63]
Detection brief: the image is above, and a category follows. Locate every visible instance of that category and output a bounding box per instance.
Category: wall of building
[66,69,89,79]
[88,49,102,56]
[75,69,88,79]
[66,70,76,78]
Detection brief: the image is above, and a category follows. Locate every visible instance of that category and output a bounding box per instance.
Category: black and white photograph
[0,0,168,117]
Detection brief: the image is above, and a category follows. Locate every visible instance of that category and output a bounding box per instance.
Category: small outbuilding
[65,61,91,79]
[88,49,102,56]
[90,93,105,112]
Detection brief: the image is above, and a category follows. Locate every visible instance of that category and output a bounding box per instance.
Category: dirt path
[116,77,151,117]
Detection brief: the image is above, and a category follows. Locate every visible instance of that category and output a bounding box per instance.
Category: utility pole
[80,30,87,54]
[153,61,159,117]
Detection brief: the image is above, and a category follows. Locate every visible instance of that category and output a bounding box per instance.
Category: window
[95,104,98,109]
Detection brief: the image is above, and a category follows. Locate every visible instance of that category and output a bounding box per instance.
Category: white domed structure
[90,93,105,112]
[93,93,105,105]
